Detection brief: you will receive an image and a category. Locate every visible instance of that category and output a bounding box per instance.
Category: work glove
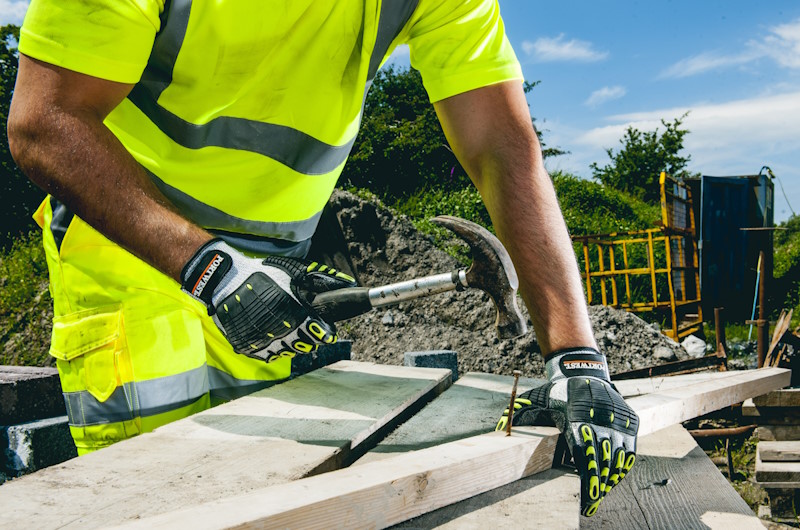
[181,239,357,363]
[496,347,638,517]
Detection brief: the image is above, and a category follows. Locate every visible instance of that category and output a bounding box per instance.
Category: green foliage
[553,171,660,235]
[773,214,800,321]
[590,114,697,204]
[340,66,564,201]
[0,230,53,367]
[1,25,44,249]
[392,186,493,262]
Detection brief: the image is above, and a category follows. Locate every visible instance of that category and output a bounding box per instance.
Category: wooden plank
[757,425,800,441]
[613,370,751,398]
[756,451,800,483]
[362,370,754,461]
[122,368,789,529]
[362,372,545,458]
[610,355,726,380]
[628,368,789,436]
[753,388,800,407]
[392,468,580,530]
[584,424,762,530]
[116,426,563,530]
[0,361,452,529]
[759,441,800,462]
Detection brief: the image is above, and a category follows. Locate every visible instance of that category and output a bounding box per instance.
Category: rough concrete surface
[0,366,65,425]
[2,416,76,479]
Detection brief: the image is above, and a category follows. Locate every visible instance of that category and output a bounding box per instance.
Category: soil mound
[328,189,686,378]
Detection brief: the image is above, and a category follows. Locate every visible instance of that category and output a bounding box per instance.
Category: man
[7,0,637,516]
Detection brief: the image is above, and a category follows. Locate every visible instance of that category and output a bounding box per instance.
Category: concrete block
[290,340,352,378]
[0,366,66,425]
[404,350,458,381]
[2,416,77,477]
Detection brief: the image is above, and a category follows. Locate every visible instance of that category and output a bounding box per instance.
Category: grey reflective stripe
[49,197,74,252]
[367,0,421,80]
[146,169,323,242]
[129,86,358,175]
[127,0,356,175]
[139,0,190,101]
[63,364,209,427]
[208,366,282,402]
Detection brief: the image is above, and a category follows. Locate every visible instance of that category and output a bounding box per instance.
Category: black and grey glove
[180,239,357,363]
[496,347,639,517]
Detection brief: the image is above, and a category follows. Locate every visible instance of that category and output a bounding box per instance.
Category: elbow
[7,100,35,169]
[7,98,51,188]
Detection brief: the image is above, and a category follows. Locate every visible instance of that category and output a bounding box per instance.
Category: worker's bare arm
[7,55,212,281]
[433,81,597,356]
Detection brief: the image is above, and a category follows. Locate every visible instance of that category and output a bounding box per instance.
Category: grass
[0,231,53,367]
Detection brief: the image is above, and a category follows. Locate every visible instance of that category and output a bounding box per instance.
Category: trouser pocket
[49,305,134,421]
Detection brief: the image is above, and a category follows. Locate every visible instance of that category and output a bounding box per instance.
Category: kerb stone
[0,366,66,425]
[404,350,458,382]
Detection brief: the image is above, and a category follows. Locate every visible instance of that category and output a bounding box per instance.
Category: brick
[0,366,66,425]
[2,416,77,477]
[404,350,458,382]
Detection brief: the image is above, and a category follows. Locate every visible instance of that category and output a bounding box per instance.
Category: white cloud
[0,0,28,25]
[555,90,800,222]
[757,19,800,69]
[584,86,626,108]
[661,17,800,78]
[521,34,608,63]
[659,51,756,79]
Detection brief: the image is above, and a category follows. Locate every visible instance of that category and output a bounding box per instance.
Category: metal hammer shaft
[311,270,468,323]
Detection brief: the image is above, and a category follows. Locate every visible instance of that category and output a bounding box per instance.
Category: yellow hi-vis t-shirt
[19,0,523,255]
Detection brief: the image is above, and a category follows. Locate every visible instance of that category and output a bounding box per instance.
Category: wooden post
[757,251,767,368]
[714,307,728,370]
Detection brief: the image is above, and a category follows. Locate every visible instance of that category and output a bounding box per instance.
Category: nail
[506,370,523,436]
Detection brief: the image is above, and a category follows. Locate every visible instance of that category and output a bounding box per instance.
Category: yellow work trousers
[35,198,290,455]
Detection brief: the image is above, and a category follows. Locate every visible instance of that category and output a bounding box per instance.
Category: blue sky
[3,0,798,222]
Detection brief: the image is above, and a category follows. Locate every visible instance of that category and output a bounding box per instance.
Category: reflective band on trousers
[63,364,280,427]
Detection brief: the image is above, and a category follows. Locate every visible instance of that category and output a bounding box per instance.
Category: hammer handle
[312,271,466,322]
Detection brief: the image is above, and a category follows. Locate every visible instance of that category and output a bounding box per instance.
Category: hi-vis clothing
[20,0,522,453]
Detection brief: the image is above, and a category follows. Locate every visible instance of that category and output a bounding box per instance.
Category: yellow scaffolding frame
[571,172,703,340]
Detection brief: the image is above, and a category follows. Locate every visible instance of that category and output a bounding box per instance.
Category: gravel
[328,190,688,378]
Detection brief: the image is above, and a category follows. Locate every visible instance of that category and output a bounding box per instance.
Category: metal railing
[571,173,703,340]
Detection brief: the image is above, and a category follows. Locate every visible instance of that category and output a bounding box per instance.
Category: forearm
[8,57,211,281]
[434,82,597,356]
[472,137,597,355]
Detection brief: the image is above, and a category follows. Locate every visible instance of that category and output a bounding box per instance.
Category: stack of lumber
[756,441,800,520]
[0,362,789,529]
[742,388,800,441]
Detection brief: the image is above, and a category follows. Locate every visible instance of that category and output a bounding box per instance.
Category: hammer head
[431,216,528,339]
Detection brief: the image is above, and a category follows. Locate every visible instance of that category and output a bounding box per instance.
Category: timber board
[0,361,451,529]
[759,441,800,462]
[124,368,788,529]
[583,424,762,530]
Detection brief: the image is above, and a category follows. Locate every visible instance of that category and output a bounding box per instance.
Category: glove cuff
[545,347,610,382]
[180,238,236,308]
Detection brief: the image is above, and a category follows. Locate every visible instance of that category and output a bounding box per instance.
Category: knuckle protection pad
[215,272,308,354]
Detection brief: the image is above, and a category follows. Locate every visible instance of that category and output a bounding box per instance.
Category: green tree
[340,66,564,200]
[590,114,696,204]
[1,24,43,248]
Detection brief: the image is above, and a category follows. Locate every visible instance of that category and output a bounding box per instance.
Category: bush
[773,214,800,322]
[0,230,53,367]
[553,172,660,235]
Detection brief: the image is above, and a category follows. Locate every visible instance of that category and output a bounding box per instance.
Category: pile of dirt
[328,189,687,378]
